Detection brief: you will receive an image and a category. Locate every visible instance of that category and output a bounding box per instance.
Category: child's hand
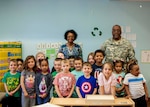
[66,96,70,98]
[145,95,148,101]
[39,94,42,98]
[39,94,46,98]
[10,91,14,95]
[8,92,13,96]
[24,92,28,97]
[114,95,117,99]
[30,94,36,99]
[42,93,47,98]
[59,96,64,98]
[125,95,131,99]
[10,90,16,95]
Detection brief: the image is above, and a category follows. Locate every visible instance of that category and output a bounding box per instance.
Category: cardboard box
[85,95,114,104]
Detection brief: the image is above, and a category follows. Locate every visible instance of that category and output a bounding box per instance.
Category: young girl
[35,52,50,73]
[21,55,37,107]
[113,60,126,97]
[98,62,117,98]
[123,61,149,107]
[36,52,45,70]
[35,58,53,105]
[87,52,95,65]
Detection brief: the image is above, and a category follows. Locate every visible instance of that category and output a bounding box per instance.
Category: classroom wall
[0,0,150,96]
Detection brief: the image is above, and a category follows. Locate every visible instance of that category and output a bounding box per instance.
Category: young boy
[51,58,62,78]
[91,49,105,79]
[124,62,149,107]
[51,58,62,97]
[76,62,97,98]
[71,57,84,80]
[91,49,105,94]
[68,56,75,72]
[53,59,76,98]
[71,57,84,98]
[16,58,24,73]
[16,58,24,107]
[51,52,64,74]
[2,59,21,107]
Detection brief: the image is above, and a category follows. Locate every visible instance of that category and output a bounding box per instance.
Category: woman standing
[59,29,82,58]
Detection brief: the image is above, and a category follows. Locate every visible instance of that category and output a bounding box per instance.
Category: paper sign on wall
[141,50,150,63]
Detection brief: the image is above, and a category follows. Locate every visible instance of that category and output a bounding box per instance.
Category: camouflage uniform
[101,37,136,71]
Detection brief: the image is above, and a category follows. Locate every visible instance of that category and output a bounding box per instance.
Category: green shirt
[51,71,58,78]
[2,72,21,97]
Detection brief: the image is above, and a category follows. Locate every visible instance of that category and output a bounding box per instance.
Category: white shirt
[123,73,146,99]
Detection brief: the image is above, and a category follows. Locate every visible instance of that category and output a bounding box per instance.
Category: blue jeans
[36,95,50,105]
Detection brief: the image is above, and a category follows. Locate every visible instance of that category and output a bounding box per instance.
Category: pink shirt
[98,72,116,94]
[53,72,76,97]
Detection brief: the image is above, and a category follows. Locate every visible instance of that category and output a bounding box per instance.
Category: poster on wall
[0,41,22,91]
[141,50,150,63]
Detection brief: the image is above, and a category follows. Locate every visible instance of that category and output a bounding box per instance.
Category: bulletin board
[0,41,22,91]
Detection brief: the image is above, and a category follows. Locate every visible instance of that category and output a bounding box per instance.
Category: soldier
[101,25,136,71]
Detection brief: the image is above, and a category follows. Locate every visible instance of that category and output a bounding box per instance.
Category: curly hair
[64,29,78,40]
[126,59,138,73]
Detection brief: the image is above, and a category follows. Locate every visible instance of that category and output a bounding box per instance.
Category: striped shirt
[123,73,146,99]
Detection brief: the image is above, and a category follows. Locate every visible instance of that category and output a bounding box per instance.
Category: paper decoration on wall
[141,50,150,63]
[37,42,62,60]
[121,26,137,48]
[91,27,102,36]
[37,42,83,60]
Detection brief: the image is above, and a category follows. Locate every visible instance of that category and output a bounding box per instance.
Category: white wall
[0,0,150,95]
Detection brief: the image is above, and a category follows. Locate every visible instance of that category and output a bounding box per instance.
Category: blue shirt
[76,75,97,98]
[59,43,82,58]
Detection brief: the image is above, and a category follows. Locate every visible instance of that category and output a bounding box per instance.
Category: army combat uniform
[101,37,136,71]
